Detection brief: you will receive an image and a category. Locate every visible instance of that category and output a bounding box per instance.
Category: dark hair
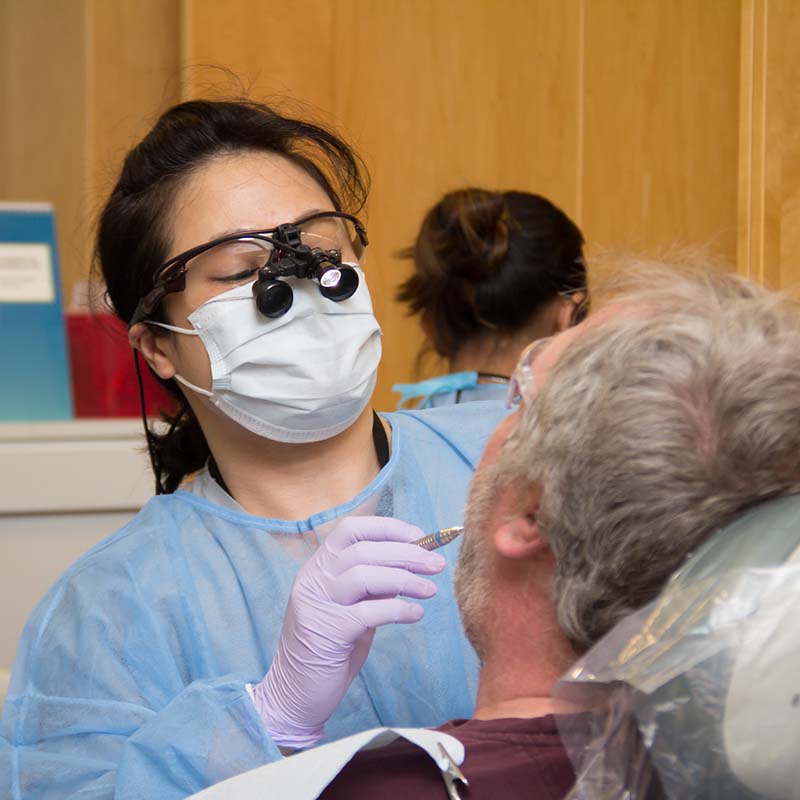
[396,188,586,361]
[96,99,369,493]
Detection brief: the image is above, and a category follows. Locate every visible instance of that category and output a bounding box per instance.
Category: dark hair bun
[397,188,586,360]
[433,189,512,282]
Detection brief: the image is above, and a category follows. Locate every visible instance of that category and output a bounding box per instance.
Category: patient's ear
[493,489,547,560]
[128,322,176,380]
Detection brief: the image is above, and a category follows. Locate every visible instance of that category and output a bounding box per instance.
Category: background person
[393,188,587,408]
[317,260,800,798]
[0,99,507,800]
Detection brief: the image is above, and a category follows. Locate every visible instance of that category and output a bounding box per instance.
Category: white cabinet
[0,420,153,670]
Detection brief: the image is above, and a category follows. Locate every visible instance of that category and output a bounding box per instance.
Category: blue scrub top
[0,401,508,800]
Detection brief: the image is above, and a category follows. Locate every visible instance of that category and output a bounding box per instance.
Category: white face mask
[151,267,382,443]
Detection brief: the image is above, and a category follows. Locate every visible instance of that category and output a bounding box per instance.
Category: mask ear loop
[133,350,165,495]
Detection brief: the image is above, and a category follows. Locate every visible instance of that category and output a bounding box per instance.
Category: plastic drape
[554,494,800,800]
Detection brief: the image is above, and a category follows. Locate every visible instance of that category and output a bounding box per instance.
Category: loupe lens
[320,268,342,289]
[319,265,359,301]
[253,279,293,318]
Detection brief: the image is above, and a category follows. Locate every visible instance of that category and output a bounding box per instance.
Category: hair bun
[397,187,586,362]
[439,188,511,282]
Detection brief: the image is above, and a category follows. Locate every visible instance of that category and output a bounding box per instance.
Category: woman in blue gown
[393,188,588,409]
[0,100,507,799]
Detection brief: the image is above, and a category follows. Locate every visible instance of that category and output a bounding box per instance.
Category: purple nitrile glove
[251,516,445,750]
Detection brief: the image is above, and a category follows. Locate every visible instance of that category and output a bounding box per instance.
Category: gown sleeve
[0,546,283,800]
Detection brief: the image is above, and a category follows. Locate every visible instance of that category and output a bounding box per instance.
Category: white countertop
[0,419,144,441]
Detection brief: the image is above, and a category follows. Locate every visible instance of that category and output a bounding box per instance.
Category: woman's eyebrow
[208,209,331,241]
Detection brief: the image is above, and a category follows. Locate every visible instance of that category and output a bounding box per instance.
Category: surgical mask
[150,267,382,443]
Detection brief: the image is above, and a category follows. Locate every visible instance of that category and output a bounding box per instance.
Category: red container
[66,312,178,418]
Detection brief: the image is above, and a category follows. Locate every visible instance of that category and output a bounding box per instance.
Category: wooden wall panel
[738,0,800,292]
[184,0,582,410]
[7,0,796,415]
[582,0,741,263]
[0,0,9,194]
[780,0,800,291]
[1,0,88,303]
[87,0,182,228]
[0,1,181,303]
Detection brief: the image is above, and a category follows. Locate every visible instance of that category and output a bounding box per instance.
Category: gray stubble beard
[453,464,498,662]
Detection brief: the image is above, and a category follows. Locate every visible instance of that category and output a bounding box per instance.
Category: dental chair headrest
[722,541,800,799]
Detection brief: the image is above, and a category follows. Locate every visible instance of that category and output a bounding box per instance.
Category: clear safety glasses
[130,211,368,325]
[506,335,553,409]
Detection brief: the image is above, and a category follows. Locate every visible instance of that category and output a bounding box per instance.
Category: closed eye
[212,268,259,283]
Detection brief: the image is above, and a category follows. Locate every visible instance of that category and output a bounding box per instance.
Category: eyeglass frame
[129,210,369,327]
[504,289,589,408]
[506,335,554,409]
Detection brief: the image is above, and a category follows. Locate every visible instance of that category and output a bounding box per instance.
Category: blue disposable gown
[0,402,507,800]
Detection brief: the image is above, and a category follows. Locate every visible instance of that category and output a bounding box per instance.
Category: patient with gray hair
[314,260,800,799]
[481,261,800,651]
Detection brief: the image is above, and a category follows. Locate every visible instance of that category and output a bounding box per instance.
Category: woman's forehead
[167,152,335,256]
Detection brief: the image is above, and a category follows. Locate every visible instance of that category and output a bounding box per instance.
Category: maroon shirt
[320,715,576,799]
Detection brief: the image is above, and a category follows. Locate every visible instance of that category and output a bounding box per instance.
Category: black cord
[208,455,229,496]
[372,410,390,468]
[133,350,165,495]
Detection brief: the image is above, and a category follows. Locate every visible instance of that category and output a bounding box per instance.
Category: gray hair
[500,259,800,652]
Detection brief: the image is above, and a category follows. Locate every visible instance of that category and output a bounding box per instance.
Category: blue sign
[0,203,73,420]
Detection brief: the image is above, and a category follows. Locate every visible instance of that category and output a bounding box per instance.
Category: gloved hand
[252,516,446,750]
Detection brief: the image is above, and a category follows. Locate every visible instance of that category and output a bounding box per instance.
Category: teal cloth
[0,401,509,800]
[392,372,479,409]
